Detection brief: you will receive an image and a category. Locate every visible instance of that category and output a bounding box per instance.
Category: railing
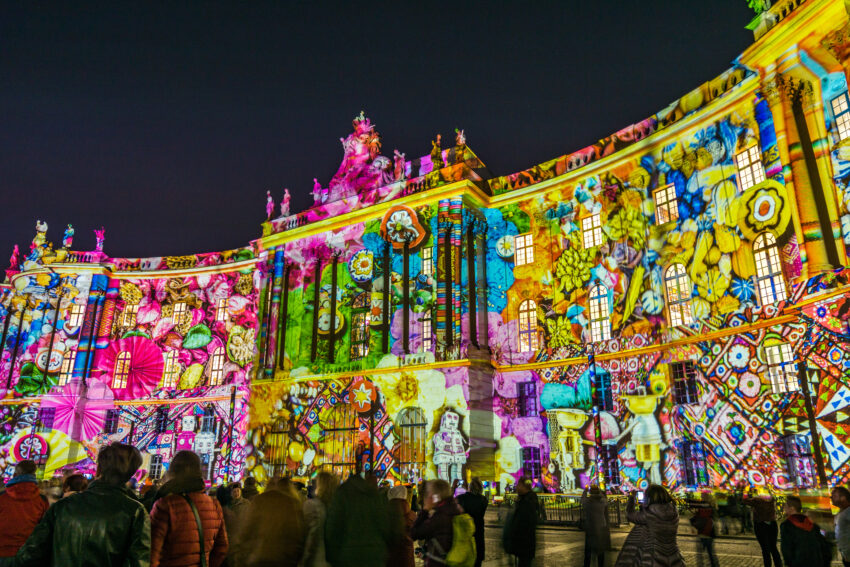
[495,493,630,527]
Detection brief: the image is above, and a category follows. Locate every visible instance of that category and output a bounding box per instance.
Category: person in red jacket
[0,460,48,557]
[150,450,228,567]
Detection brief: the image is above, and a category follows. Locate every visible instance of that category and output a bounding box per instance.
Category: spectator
[150,450,228,567]
[689,493,719,567]
[61,474,89,498]
[302,472,337,567]
[411,479,461,567]
[580,485,610,567]
[456,478,488,567]
[744,489,782,567]
[238,477,305,567]
[615,485,684,567]
[502,477,538,567]
[325,471,390,567]
[780,495,831,567]
[242,476,259,500]
[385,484,415,567]
[833,486,850,567]
[1,443,149,566]
[0,460,48,558]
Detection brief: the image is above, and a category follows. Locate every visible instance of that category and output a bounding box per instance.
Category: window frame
[38,406,56,431]
[599,444,620,487]
[832,92,850,142]
[517,381,538,418]
[68,303,85,328]
[162,350,179,389]
[209,347,225,385]
[653,184,679,225]
[735,145,766,192]
[597,369,614,412]
[59,350,76,386]
[154,407,169,434]
[665,263,693,327]
[521,446,542,481]
[149,454,164,481]
[396,407,428,483]
[679,439,709,487]
[172,302,188,325]
[320,403,359,478]
[588,285,611,343]
[753,232,787,304]
[350,292,371,361]
[671,361,699,405]
[765,342,798,394]
[421,247,433,276]
[582,214,603,249]
[265,418,290,478]
[215,298,228,322]
[517,299,540,353]
[103,409,120,434]
[113,351,132,389]
[122,304,139,327]
[514,233,535,266]
[781,433,816,488]
[421,311,433,353]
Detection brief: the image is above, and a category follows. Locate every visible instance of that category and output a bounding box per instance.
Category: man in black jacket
[503,477,539,567]
[780,495,831,567]
[1,443,150,567]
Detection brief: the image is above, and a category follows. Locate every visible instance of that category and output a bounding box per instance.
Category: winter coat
[581,492,611,552]
[0,477,48,557]
[615,499,684,567]
[385,498,415,567]
[744,496,777,523]
[150,478,228,567]
[0,480,150,567]
[238,487,305,567]
[780,514,831,567]
[411,499,461,567]
[222,498,251,567]
[301,497,329,567]
[502,491,538,560]
[324,475,390,567]
[456,492,487,567]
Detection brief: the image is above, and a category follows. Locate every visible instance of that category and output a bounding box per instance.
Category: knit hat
[388,484,408,501]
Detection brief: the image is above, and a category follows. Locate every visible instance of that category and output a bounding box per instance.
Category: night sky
[1,2,755,262]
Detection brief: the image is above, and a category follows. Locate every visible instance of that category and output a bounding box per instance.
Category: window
[754,233,787,304]
[671,361,699,405]
[832,92,850,141]
[517,299,540,352]
[58,350,76,386]
[215,298,228,322]
[515,234,534,266]
[265,418,290,478]
[597,370,614,412]
[149,454,164,481]
[321,403,359,478]
[781,434,816,488]
[162,351,179,388]
[679,440,709,487]
[68,303,85,327]
[589,285,611,343]
[396,407,428,483]
[350,293,371,360]
[421,247,433,276]
[517,382,538,417]
[103,409,119,434]
[582,214,603,249]
[38,407,56,431]
[172,302,188,324]
[735,145,766,191]
[122,304,139,327]
[665,264,693,327]
[765,342,798,394]
[599,445,620,487]
[210,348,225,385]
[421,312,433,353]
[653,184,678,224]
[201,406,216,433]
[113,351,132,389]
[521,446,542,481]
[154,407,169,434]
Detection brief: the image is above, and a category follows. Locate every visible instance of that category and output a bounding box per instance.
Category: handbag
[181,494,208,567]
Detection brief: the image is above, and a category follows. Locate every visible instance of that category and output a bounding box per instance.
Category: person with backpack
[456,478,488,567]
[411,479,475,567]
[502,477,538,567]
[780,495,832,567]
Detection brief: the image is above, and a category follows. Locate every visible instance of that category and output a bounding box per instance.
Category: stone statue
[433,410,466,483]
[280,188,291,217]
[312,178,323,205]
[9,245,19,270]
[430,134,442,168]
[266,190,275,219]
[393,149,406,181]
[326,111,386,202]
[62,224,75,249]
[32,220,48,250]
[94,227,105,252]
[455,128,466,146]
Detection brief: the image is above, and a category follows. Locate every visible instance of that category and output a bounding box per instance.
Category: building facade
[3,0,850,493]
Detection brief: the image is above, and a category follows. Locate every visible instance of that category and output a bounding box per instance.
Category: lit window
[517,382,537,417]
[154,407,169,434]
[521,446,541,480]
[215,298,228,322]
[320,403,358,478]
[38,406,56,431]
[68,303,85,327]
[350,292,371,360]
[421,312,433,352]
[162,351,179,388]
[103,409,119,434]
[589,285,611,343]
[122,304,139,327]
[781,434,816,488]
[754,233,787,304]
[149,454,164,481]
[679,440,709,487]
[201,405,216,433]
[665,264,693,327]
[600,445,620,487]
[518,299,539,352]
[172,302,188,324]
[735,145,766,191]
[265,418,291,478]
[421,247,433,276]
[832,92,850,141]
[671,361,699,405]
[582,214,603,249]
[58,350,76,386]
[515,234,535,266]
[597,370,614,412]
[653,184,678,224]
[765,342,798,394]
[210,348,225,385]
[113,352,132,389]
[396,408,428,483]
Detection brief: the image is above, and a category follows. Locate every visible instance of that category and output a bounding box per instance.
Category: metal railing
[494,493,630,527]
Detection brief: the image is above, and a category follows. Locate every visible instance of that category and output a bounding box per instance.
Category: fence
[495,493,630,527]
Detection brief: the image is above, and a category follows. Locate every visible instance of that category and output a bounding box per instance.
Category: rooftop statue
[747,0,771,14]
[280,188,291,217]
[9,245,19,270]
[430,134,442,169]
[266,190,275,220]
[325,111,392,203]
[94,227,105,252]
[62,224,75,249]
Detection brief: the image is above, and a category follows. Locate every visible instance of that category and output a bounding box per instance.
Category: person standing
[61,474,89,498]
[457,478,488,567]
[580,485,610,567]
[324,472,391,567]
[411,479,461,567]
[615,485,684,567]
[149,450,228,567]
[302,472,336,567]
[779,496,831,567]
[744,490,782,567]
[0,460,48,558]
[238,477,305,567]
[689,494,719,567]
[385,484,416,567]
[833,486,850,567]
[502,477,538,567]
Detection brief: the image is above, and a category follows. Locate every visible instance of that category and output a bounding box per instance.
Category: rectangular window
[517,382,537,418]
[201,410,216,433]
[653,184,678,224]
[68,303,85,328]
[421,312,433,352]
[832,92,850,142]
[350,311,371,360]
[521,446,541,480]
[215,298,228,322]
[735,145,766,191]
[122,304,139,327]
[38,407,56,430]
[600,444,620,487]
[103,409,119,434]
[154,407,169,434]
[210,349,225,385]
[149,454,164,481]
[589,286,611,343]
[781,434,816,488]
[680,440,709,487]
[671,361,699,405]
[421,247,433,276]
[765,343,798,394]
[59,350,76,386]
[582,214,603,249]
[172,302,188,324]
[596,369,614,412]
[514,234,534,266]
[162,351,179,388]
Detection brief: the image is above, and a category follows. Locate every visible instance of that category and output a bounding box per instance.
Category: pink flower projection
[96,336,164,400]
[41,378,114,442]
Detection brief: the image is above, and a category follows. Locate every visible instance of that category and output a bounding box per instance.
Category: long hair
[314,472,338,506]
[646,484,673,506]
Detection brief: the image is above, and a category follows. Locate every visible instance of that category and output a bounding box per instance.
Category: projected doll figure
[612,392,666,485]
[433,411,466,483]
[548,409,588,492]
[175,415,196,452]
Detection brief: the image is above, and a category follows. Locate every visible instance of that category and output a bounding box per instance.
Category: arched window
[665,264,693,327]
[754,233,787,304]
[589,285,611,342]
[396,407,427,483]
[320,403,359,478]
[209,348,225,385]
[113,351,132,389]
[59,350,76,386]
[162,351,179,388]
[350,292,371,360]
[518,299,539,352]
[265,417,291,479]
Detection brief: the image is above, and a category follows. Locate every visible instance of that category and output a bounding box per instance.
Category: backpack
[446,513,477,567]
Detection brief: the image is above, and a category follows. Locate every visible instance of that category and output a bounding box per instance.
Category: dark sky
[1,1,755,262]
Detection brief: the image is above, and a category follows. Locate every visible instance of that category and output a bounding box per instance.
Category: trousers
[754,520,782,567]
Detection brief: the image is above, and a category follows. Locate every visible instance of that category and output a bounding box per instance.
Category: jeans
[754,520,782,567]
[697,537,719,567]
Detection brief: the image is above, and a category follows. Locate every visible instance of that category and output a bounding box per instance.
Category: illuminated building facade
[3,0,850,493]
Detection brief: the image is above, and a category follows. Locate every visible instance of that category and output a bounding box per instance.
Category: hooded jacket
[615,498,684,567]
[780,513,830,567]
[0,476,48,557]
[324,475,390,567]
